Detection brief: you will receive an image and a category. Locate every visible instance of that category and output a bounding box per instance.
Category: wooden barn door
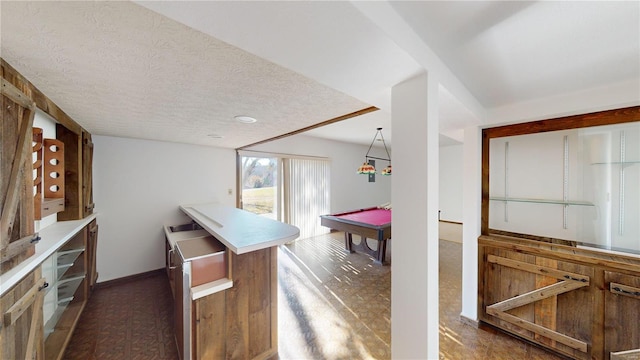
[605,272,640,359]
[1,268,46,360]
[1,78,37,271]
[482,248,595,359]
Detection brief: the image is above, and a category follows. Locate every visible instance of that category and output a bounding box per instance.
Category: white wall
[93,136,236,282]
[439,144,463,222]
[247,134,391,213]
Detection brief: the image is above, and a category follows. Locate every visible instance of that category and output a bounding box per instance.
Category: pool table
[320,207,391,264]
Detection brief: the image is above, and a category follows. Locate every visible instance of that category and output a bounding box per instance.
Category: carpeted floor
[64,232,564,359]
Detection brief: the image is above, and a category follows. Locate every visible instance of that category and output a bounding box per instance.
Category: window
[239,151,330,240]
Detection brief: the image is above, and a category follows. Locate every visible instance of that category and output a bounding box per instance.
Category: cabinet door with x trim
[482,248,595,360]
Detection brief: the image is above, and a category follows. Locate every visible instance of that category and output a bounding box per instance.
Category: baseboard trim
[459,314,479,328]
[95,268,165,289]
[440,220,463,225]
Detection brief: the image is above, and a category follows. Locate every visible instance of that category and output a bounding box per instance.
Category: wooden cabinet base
[181,247,278,360]
[479,235,640,360]
[0,268,44,360]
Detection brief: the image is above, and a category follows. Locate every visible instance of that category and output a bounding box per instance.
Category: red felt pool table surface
[333,208,391,227]
[320,207,392,264]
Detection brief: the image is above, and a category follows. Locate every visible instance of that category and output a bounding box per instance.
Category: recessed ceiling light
[234,115,257,124]
[207,134,224,139]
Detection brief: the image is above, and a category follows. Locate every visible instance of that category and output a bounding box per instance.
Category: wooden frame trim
[3,278,46,327]
[24,289,44,360]
[480,235,640,274]
[609,282,640,300]
[486,308,588,352]
[236,106,378,150]
[487,254,590,283]
[1,100,35,246]
[611,349,640,360]
[1,79,35,110]
[484,106,640,139]
[1,59,82,135]
[480,105,640,236]
[485,254,590,353]
[0,235,37,264]
[488,280,587,312]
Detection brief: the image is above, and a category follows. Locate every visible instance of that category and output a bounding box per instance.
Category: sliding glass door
[239,152,331,240]
[283,158,330,239]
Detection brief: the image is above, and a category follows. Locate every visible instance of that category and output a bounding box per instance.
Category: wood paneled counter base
[168,204,299,360]
[479,234,640,360]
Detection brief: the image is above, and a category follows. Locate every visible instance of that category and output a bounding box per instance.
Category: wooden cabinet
[480,235,640,360]
[187,248,277,360]
[173,204,298,360]
[481,246,595,359]
[1,58,97,360]
[604,272,640,357]
[56,125,94,221]
[175,235,231,360]
[174,247,278,360]
[1,77,37,273]
[81,131,94,218]
[478,108,640,360]
[0,267,46,360]
[2,59,93,224]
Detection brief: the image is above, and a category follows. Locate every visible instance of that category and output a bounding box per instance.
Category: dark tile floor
[64,233,564,359]
[63,271,178,360]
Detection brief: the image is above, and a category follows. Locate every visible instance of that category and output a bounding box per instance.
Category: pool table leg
[344,232,355,253]
[377,239,387,264]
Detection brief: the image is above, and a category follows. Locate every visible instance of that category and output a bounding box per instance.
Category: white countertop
[0,214,97,296]
[180,203,299,254]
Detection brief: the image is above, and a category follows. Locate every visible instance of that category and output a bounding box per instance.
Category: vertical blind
[284,158,331,240]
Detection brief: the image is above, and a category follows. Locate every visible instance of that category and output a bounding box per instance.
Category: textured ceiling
[1,1,370,148]
[1,1,638,150]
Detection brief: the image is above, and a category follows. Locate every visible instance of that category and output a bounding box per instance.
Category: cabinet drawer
[177,236,227,287]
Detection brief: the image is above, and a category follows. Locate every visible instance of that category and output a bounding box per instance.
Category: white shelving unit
[42,231,86,339]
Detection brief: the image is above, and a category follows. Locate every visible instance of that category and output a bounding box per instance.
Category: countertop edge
[179,204,299,254]
[0,214,98,296]
[180,205,239,253]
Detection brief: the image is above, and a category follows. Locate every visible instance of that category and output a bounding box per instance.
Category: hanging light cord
[365,128,391,162]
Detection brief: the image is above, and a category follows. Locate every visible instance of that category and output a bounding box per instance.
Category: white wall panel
[93,136,235,282]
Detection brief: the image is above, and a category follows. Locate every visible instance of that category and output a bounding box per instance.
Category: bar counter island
[163,203,299,360]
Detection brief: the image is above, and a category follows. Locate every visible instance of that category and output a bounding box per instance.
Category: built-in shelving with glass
[483,106,640,254]
[478,106,640,360]
[41,226,87,358]
[489,197,594,206]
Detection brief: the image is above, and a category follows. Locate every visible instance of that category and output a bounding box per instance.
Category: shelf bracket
[619,130,625,236]
[504,141,509,222]
[563,135,569,229]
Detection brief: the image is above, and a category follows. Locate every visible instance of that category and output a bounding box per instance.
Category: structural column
[391,72,439,359]
[461,125,482,322]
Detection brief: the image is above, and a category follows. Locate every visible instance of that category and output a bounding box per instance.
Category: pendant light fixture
[357,127,391,176]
